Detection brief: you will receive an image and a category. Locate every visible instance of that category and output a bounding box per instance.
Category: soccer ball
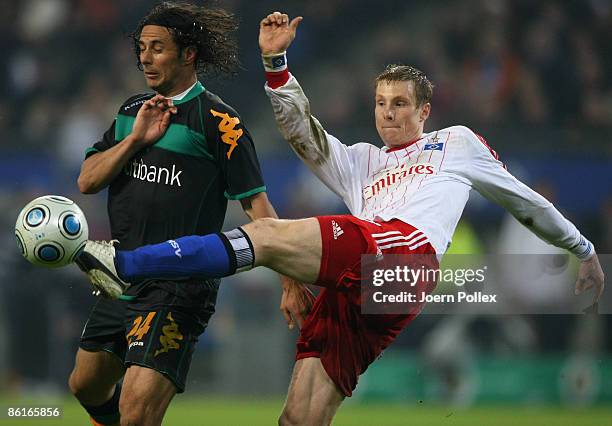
[15,195,89,268]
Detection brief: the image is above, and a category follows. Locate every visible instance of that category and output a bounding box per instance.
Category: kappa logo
[332,220,344,240]
[123,97,148,111]
[154,312,184,357]
[210,109,244,159]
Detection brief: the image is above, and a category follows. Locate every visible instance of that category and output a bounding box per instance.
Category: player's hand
[259,12,302,55]
[279,275,315,330]
[131,94,178,147]
[575,253,605,303]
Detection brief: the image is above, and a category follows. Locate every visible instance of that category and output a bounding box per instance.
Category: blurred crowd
[1,0,611,158]
[0,0,610,400]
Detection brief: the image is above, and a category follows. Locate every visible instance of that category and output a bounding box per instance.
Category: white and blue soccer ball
[15,195,88,268]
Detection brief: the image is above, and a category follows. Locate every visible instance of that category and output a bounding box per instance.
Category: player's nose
[140,50,153,65]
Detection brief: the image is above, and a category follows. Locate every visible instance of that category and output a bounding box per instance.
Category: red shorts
[296,215,437,397]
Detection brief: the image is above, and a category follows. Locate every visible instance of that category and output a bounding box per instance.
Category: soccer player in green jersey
[68,3,312,425]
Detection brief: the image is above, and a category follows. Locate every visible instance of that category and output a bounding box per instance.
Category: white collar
[165,80,198,101]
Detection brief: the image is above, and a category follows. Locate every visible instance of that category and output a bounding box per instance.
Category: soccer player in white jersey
[77,12,605,425]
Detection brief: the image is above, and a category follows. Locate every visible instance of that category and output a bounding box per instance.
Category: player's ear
[420,102,431,122]
[182,46,197,66]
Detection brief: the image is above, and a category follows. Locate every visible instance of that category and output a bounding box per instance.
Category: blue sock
[114,229,254,281]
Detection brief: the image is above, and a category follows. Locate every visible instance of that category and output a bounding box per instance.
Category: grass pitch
[1,397,611,425]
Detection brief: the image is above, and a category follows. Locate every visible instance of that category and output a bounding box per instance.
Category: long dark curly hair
[131,1,240,76]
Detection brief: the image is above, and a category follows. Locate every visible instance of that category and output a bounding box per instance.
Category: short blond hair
[375,65,434,107]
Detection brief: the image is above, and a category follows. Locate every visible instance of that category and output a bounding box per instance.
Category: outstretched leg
[110,218,323,285]
[242,218,322,283]
[76,217,323,297]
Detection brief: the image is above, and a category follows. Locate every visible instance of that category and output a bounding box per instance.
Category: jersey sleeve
[84,120,116,159]
[264,74,360,203]
[205,103,266,200]
[458,126,593,259]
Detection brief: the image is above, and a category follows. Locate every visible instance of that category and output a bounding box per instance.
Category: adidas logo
[332,220,344,240]
[375,245,383,260]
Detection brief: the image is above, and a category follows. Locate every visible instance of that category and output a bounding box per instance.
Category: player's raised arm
[259,12,361,206]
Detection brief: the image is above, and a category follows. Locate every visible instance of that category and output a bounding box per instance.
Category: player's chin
[378,132,402,147]
[144,76,163,91]
[377,129,393,143]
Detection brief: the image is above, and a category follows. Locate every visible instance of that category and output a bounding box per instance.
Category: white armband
[262,51,288,72]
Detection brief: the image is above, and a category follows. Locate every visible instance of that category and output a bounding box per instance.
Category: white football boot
[75,240,130,299]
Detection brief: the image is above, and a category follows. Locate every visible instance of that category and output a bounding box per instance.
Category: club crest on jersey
[210,109,244,159]
[424,142,444,151]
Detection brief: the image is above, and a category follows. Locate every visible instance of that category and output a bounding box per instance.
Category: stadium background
[0,0,610,424]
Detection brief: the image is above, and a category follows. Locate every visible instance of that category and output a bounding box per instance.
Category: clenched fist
[259,11,303,55]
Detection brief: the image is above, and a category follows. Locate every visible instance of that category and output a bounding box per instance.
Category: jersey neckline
[172,81,205,105]
[384,135,426,153]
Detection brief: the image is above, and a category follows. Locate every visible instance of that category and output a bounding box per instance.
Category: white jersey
[265,74,592,258]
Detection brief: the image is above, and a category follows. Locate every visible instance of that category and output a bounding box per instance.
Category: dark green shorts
[79,278,219,393]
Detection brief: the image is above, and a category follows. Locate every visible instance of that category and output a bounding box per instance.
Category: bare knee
[119,389,170,426]
[280,358,344,426]
[243,217,321,272]
[243,217,286,260]
[246,217,283,240]
[280,405,341,426]
[67,368,85,398]
[119,367,175,426]
[68,367,114,406]
[278,404,303,426]
[119,393,149,426]
[279,400,335,426]
[68,350,124,406]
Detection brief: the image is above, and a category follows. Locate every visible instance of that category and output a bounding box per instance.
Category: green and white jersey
[86,81,266,250]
